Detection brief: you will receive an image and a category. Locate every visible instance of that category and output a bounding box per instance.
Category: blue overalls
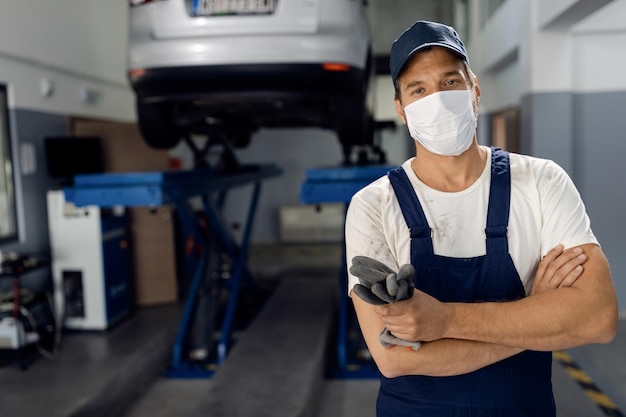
[379,148,555,416]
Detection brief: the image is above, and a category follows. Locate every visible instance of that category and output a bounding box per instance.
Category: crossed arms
[351,244,618,378]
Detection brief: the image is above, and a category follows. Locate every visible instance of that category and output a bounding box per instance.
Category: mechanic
[345,20,618,416]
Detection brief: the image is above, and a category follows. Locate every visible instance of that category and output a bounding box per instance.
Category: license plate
[192,0,276,16]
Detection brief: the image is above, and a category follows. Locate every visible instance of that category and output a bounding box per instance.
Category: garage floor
[0,243,624,417]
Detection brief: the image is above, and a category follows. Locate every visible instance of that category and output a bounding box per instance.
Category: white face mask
[403,90,478,156]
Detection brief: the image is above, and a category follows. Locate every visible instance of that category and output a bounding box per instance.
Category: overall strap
[388,167,434,255]
[485,147,511,254]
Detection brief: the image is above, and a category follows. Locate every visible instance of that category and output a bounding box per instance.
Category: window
[0,84,18,243]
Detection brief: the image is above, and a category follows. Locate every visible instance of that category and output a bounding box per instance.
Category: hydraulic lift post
[300,164,394,378]
[63,164,281,378]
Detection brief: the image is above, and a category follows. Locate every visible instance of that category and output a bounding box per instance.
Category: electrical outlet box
[279,203,345,243]
[0,317,25,349]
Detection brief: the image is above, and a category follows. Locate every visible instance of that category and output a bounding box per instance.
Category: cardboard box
[130,206,178,306]
[70,118,178,306]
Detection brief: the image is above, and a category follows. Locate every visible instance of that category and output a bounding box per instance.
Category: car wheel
[136,100,183,149]
[337,108,375,165]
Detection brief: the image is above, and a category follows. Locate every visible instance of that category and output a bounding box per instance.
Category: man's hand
[531,244,587,295]
[375,288,448,343]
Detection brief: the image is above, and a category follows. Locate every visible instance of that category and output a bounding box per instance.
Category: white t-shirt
[345,146,598,295]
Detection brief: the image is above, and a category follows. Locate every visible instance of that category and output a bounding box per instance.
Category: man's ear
[474,77,481,102]
[395,99,407,125]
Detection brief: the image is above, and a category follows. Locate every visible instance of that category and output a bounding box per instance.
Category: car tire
[337,107,375,165]
[136,100,183,149]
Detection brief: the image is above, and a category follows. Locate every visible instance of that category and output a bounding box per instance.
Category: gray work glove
[349,256,421,351]
[350,256,415,304]
[378,328,422,350]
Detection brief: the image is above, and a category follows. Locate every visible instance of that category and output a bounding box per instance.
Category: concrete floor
[120,336,626,417]
[1,243,624,417]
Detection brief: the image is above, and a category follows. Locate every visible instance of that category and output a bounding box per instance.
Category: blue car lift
[64,164,282,378]
[300,164,395,378]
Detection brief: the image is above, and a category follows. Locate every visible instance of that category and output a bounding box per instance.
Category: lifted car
[127,0,383,166]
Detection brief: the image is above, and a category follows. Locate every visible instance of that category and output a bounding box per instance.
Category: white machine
[0,317,26,349]
[0,316,41,349]
[47,190,132,330]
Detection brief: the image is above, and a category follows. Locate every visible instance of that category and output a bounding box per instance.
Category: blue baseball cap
[390,20,469,84]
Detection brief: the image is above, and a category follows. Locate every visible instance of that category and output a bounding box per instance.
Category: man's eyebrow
[441,69,463,77]
[404,80,423,90]
[403,70,463,90]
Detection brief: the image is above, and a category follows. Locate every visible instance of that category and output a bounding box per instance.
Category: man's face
[394,47,479,125]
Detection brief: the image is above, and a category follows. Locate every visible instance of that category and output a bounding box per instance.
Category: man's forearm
[447,286,614,350]
[353,296,523,378]
[445,246,617,350]
[375,337,523,378]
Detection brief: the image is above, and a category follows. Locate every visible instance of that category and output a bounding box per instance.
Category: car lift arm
[64,164,281,377]
[300,164,393,377]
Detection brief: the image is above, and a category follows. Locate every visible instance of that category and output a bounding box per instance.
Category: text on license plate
[192,0,276,16]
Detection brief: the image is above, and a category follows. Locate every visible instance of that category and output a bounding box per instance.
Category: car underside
[127,0,383,168]
[130,62,383,166]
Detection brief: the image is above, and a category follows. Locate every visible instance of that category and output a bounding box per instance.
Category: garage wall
[570,2,626,312]
[0,1,134,121]
[367,0,454,55]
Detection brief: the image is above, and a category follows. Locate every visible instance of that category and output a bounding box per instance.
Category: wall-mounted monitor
[44,136,104,185]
